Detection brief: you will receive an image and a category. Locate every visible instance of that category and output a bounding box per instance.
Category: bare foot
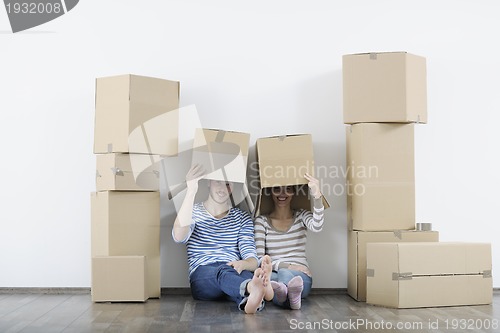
[244,268,266,314]
[261,255,274,301]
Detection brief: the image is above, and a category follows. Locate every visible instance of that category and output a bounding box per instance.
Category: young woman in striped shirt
[172,164,273,314]
[254,173,325,310]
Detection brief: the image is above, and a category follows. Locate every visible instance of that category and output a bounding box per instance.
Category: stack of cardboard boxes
[343,52,492,308]
[91,74,180,302]
[255,134,329,217]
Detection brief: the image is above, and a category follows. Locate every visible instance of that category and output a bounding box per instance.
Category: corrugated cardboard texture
[91,256,147,302]
[96,153,161,191]
[347,230,439,301]
[343,52,427,124]
[192,128,250,183]
[94,74,179,155]
[366,242,492,308]
[91,191,160,298]
[346,123,415,231]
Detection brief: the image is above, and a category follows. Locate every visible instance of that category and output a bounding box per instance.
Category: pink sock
[270,281,287,303]
[287,276,303,310]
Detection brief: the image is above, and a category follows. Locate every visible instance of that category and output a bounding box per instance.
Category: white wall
[1,0,499,288]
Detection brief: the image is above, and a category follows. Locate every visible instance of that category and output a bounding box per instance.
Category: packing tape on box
[369,53,377,60]
[215,130,226,142]
[483,270,492,278]
[416,223,432,231]
[366,269,375,277]
[108,167,158,178]
[107,143,113,153]
[111,167,124,176]
[278,135,286,141]
[393,230,403,240]
[393,272,413,281]
[96,170,101,178]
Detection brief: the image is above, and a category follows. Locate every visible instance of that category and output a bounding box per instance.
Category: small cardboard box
[348,230,439,301]
[366,242,492,308]
[91,256,147,302]
[256,134,314,188]
[94,74,179,155]
[346,123,415,231]
[165,128,254,213]
[192,128,253,211]
[192,128,250,183]
[96,153,162,191]
[343,52,427,124]
[91,191,160,298]
[255,134,329,216]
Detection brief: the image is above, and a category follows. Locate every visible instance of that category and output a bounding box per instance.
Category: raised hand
[304,173,322,200]
[186,164,206,192]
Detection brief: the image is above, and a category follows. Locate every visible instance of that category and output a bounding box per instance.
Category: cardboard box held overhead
[255,134,329,216]
[94,74,180,155]
[343,52,427,124]
[256,134,314,188]
[346,123,415,231]
[92,256,148,302]
[165,128,254,214]
[91,191,160,298]
[366,242,492,308]
[348,230,439,302]
[192,128,250,184]
[96,153,162,191]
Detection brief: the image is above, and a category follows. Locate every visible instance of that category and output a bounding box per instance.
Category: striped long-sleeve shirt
[254,200,324,271]
[172,202,258,278]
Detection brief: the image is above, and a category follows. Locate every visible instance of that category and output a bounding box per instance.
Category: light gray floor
[0,291,499,332]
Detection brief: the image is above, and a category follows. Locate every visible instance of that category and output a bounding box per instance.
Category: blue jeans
[271,269,312,308]
[190,262,263,311]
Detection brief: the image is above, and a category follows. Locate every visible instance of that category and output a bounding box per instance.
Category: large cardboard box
[366,242,492,308]
[346,123,415,231]
[96,153,162,191]
[192,128,250,183]
[94,74,179,155]
[91,191,160,298]
[348,230,439,302]
[343,52,427,124]
[91,256,147,302]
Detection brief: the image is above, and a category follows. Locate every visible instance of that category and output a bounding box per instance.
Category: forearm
[172,188,197,242]
[307,199,324,232]
[313,197,324,209]
[253,220,266,259]
[242,257,258,271]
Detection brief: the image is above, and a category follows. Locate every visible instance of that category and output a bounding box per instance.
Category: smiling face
[271,185,295,208]
[208,180,233,204]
